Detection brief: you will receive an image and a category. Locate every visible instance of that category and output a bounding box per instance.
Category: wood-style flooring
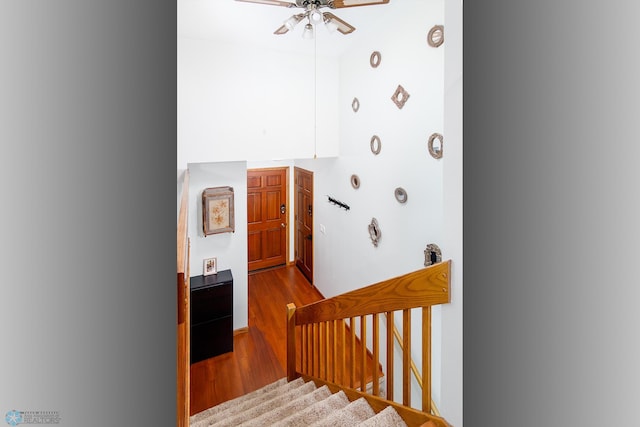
[189,265,325,415]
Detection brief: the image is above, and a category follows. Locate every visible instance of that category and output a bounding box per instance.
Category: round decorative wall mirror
[427,25,444,47]
[370,51,382,68]
[394,187,408,203]
[352,97,360,112]
[428,133,443,159]
[351,174,360,189]
[370,135,381,155]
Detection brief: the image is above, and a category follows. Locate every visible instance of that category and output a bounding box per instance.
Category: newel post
[286,303,298,381]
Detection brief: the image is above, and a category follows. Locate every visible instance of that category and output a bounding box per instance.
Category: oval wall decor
[427,25,444,47]
[428,133,444,159]
[352,97,360,112]
[368,217,381,247]
[394,187,408,203]
[370,135,381,155]
[370,51,382,68]
[351,174,361,189]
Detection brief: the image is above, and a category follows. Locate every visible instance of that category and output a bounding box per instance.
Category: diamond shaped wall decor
[391,85,410,109]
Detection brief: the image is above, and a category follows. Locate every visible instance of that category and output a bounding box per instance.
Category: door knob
[306,234,312,241]
[281,223,286,228]
[280,204,286,214]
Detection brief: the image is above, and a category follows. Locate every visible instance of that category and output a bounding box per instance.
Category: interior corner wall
[177,37,339,169]
[186,161,249,330]
[441,0,463,425]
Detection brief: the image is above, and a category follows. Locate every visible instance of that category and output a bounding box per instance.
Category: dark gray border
[465,1,640,425]
[1,1,176,425]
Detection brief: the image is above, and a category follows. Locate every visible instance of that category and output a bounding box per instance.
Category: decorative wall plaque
[351,174,361,189]
[368,218,381,247]
[352,97,360,112]
[391,85,410,109]
[370,135,381,155]
[427,25,444,47]
[424,243,442,266]
[202,186,235,235]
[428,133,444,159]
[370,51,381,68]
[394,187,408,203]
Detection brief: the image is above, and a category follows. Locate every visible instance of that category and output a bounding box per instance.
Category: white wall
[178,37,339,168]
[441,0,463,425]
[187,161,249,330]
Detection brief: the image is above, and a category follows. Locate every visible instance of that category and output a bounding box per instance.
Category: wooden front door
[247,168,288,272]
[294,167,313,283]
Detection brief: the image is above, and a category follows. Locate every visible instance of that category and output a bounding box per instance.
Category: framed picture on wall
[203,257,217,276]
[202,186,235,235]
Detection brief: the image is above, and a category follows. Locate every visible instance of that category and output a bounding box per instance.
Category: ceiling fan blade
[323,12,356,34]
[274,25,290,35]
[235,0,297,8]
[331,0,389,8]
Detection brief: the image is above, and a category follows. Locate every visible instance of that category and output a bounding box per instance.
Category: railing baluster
[301,323,307,374]
[422,306,432,414]
[403,309,411,406]
[325,320,330,381]
[331,320,337,383]
[286,303,297,381]
[386,311,394,401]
[340,319,346,385]
[360,315,367,392]
[373,313,380,396]
[350,317,356,388]
[312,323,316,377]
[320,321,325,379]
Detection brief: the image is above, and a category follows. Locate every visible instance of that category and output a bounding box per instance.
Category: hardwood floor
[189,265,324,415]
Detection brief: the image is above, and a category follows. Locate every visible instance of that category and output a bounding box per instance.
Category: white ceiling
[177,0,398,56]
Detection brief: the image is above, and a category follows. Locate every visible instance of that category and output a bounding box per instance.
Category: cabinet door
[190,316,233,363]
[190,284,232,325]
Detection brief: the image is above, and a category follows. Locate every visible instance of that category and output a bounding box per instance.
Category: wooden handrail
[176,171,190,427]
[287,261,451,427]
[294,262,450,324]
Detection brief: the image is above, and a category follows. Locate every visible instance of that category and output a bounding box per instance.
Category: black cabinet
[190,270,233,363]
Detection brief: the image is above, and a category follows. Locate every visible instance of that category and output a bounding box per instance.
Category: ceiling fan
[235,0,390,38]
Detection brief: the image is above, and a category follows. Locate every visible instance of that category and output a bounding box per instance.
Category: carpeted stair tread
[237,385,333,426]
[190,377,293,424]
[308,396,377,426]
[357,405,408,427]
[190,378,412,427]
[270,390,351,427]
[206,380,319,427]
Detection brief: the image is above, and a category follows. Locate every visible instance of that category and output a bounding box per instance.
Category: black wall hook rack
[327,196,350,211]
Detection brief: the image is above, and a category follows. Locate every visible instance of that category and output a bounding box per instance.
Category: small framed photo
[203,257,217,276]
[202,186,235,235]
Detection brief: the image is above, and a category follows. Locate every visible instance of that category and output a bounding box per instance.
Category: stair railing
[392,324,441,417]
[286,261,451,427]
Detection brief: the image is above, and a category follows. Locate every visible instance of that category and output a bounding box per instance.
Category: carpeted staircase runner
[190,377,407,427]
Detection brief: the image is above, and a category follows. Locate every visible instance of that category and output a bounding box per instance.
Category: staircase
[190,377,407,427]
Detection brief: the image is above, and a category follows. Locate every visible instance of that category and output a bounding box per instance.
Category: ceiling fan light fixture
[302,22,315,39]
[323,15,338,33]
[284,14,303,30]
[309,8,323,24]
